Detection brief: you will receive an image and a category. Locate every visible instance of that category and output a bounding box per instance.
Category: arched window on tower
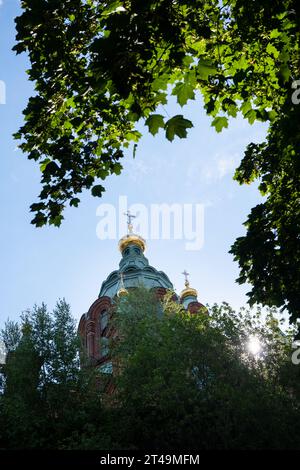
[100,337,109,358]
[100,309,108,336]
[86,333,94,358]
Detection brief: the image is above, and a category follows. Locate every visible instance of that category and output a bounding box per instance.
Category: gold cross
[124,210,136,234]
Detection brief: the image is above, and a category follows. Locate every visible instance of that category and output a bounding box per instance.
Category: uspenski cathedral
[78,212,205,372]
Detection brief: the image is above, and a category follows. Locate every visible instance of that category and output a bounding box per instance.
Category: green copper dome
[99,238,173,299]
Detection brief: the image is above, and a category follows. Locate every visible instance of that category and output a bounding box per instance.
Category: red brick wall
[78,296,112,361]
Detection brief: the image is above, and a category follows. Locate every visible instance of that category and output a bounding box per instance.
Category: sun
[247,336,261,356]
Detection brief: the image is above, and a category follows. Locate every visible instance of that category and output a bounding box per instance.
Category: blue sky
[0,0,269,327]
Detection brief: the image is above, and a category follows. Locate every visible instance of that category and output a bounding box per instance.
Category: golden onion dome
[117,272,129,298]
[180,270,198,300]
[180,286,198,300]
[118,233,146,253]
[117,286,129,298]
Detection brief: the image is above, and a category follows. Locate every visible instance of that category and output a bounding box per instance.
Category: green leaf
[190,39,206,54]
[152,92,168,106]
[31,212,47,227]
[70,198,80,207]
[145,114,165,136]
[270,29,281,39]
[30,203,46,212]
[172,81,195,107]
[211,116,228,133]
[240,101,252,116]
[245,109,257,125]
[91,185,104,197]
[66,96,75,108]
[266,43,279,59]
[51,215,64,227]
[267,110,277,122]
[152,75,169,92]
[279,64,291,83]
[165,115,193,142]
[113,163,122,175]
[63,121,72,131]
[125,130,142,142]
[96,169,109,180]
[40,159,51,172]
[182,55,194,67]
[197,58,218,80]
[235,55,248,70]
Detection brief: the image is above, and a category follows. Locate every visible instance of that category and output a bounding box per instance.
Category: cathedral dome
[118,233,146,254]
[98,212,173,299]
[99,239,173,298]
[180,270,202,311]
[180,286,198,300]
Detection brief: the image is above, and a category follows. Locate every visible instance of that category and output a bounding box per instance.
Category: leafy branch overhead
[145,113,193,140]
[14,1,300,322]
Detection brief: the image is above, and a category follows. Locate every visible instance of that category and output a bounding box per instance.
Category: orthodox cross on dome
[182,270,190,287]
[119,272,125,288]
[117,271,128,297]
[124,210,136,234]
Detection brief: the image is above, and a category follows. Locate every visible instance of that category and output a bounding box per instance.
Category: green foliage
[165,115,193,142]
[230,102,300,323]
[0,291,300,449]
[13,0,299,224]
[211,116,228,133]
[0,300,107,449]
[13,0,300,323]
[145,114,165,136]
[1,320,21,352]
[172,81,195,107]
[109,289,300,450]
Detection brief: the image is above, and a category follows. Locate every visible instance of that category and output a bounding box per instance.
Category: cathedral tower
[78,213,206,372]
[78,212,174,367]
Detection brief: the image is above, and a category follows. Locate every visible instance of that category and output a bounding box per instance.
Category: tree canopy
[13,1,300,321]
[1,291,300,449]
[110,289,300,449]
[0,300,111,449]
